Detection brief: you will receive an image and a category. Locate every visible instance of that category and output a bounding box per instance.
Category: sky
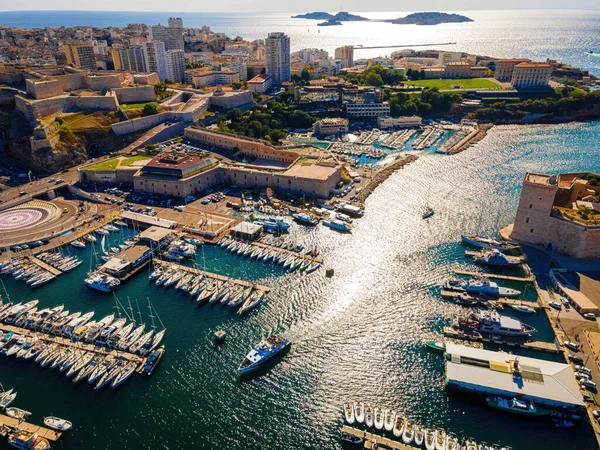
[1,0,599,12]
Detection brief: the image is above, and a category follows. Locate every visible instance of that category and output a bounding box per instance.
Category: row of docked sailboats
[216,237,321,274]
[0,259,55,288]
[343,401,504,450]
[150,263,267,315]
[36,251,82,272]
[0,300,165,356]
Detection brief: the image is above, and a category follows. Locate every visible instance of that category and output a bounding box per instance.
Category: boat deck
[0,323,144,363]
[464,250,526,262]
[443,327,559,353]
[153,260,270,292]
[454,270,534,283]
[341,425,418,449]
[229,237,324,264]
[28,256,62,276]
[0,413,62,441]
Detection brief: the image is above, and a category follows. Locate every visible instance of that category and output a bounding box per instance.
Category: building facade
[511,63,553,89]
[248,74,272,93]
[334,46,354,69]
[313,118,348,136]
[494,58,531,82]
[112,46,146,73]
[444,62,473,78]
[265,32,290,86]
[149,25,184,51]
[345,102,390,118]
[192,70,239,87]
[62,42,96,71]
[377,116,422,129]
[165,49,185,83]
[143,41,168,80]
[168,17,183,28]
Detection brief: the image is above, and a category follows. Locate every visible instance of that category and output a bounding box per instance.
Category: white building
[265,32,291,86]
[377,116,422,129]
[437,51,463,65]
[166,49,186,83]
[248,74,272,94]
[334,46,354,69]
[345,102,390,118]
[143,41,168,81]
[511,63,553,89]
[192,70,240,87]
[292,48,329,64]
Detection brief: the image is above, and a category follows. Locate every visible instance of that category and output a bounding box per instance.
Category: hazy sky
[1,0,599,12]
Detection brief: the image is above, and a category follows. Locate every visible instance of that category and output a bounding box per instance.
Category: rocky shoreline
[356,154,419,204]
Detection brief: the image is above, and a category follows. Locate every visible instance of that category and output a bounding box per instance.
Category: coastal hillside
[387,12,473,25]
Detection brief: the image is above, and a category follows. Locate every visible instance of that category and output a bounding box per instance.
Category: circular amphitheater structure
[0,201,59,231]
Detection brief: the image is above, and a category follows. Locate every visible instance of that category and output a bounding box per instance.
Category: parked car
[569,354,584,365]
[584,313,596,320]
[549,301,562,311]
[564,341,579,352]
[581,379,597,392]
[576,365,592,376]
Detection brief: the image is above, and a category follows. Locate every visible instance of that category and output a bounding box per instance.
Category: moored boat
[44,416,73,431]
[344,401,355,424]
[238,334,290,374]
[392,414,405,437]
[353,402,365,424]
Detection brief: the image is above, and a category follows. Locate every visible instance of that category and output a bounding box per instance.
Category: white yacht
[84,271,120,293]
[472,249,522,267]
[443,277,521,298]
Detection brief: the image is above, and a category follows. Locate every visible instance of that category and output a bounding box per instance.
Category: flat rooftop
[100,257,131,272]
[557,270,600,310]
[139,225,174,241]
[284,163,339,181]
[121,211,178,229]
[119,243,152,263]
[445,342,584,407]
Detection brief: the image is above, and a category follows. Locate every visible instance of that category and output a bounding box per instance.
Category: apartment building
[62,42,96,71]
[149,25,184,51]
[112,46,146,73]
[143,41,168,80]
[166,49,185,83]
[265,32,290,86]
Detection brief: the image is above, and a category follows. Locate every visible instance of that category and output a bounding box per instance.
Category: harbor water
[1,121,600,449]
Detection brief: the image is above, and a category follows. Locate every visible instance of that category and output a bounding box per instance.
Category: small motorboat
[465,440,478,450]
[553,419,575,428]
[402,422,415,444]
[446,435,459,450]
[384,409,396,432]
[44,416,73,431]
[425,340,445,353]
[510,304,536,314]
[373,407,384,430]
[392,415,406,438]
[425,429,436,450]
[414,426,425,447]
[423,207,434,219]
[5,407,31,420]
[344,401,355,424]
[365,405,374,428]
[353,402,365,424]
[435,429,447,450]
[340,433,363,446]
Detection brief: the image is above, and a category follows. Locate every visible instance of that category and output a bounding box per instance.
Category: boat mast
[147,297,165,331]
[147,298,156,331]
[127,297,136,327]
[135,298,144,327]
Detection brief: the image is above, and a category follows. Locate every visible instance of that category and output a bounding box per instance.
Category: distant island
[318,19,343,27]
[292,11,369,22]
[292,11,473,26]
[386,12,473,25]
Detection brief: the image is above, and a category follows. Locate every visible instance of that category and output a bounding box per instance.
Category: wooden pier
[153,260,271,292]
[442,327,559,353]
[228,237,324,264]
[341,425,418,450]
[28,256,61,276]
[0,323,144,364]
[454,270,534,283]
[0,414,62,441]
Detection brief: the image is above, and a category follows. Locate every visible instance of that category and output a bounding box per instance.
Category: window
[525,218,530,223]
[529,204,532,209]
[530,229,534,233]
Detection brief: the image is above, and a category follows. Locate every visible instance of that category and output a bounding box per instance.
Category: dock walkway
[28,256,61,276]
[0,413,62,441]
[0,324,144,363]
[454,270,534,283]
[341,425,418,449]
[153,260,271,292]
[443,327,559,353]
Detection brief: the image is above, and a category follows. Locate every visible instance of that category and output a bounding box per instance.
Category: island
[292,11,369,22]
[386,12,473,25]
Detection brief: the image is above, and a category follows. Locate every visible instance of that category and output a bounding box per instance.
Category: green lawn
[404,78,502,90]
[120,102,158,110]
[86,159,120,171]
[120,155,153,166]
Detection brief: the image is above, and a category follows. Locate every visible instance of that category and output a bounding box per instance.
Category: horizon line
[1,8,600,13]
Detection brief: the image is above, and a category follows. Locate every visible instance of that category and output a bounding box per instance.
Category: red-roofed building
[511,62,553,89]
[494,58,531,82]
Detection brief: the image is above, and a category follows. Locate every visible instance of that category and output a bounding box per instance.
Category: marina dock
[153,260,271,292]
[0,413,62,441]
[28,256,62,276]
[443,327,559,353]
[0,323,144,364]
[440,290,540,310]
[341,425,418,450]
[454,270,534,283]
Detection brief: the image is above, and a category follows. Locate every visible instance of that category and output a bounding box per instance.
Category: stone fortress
[508,172,600,259]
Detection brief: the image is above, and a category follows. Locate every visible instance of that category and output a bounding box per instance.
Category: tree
[364,72,384,87]
[301,66,313,82]
[231,81,242,90]
[142,103,159,117]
